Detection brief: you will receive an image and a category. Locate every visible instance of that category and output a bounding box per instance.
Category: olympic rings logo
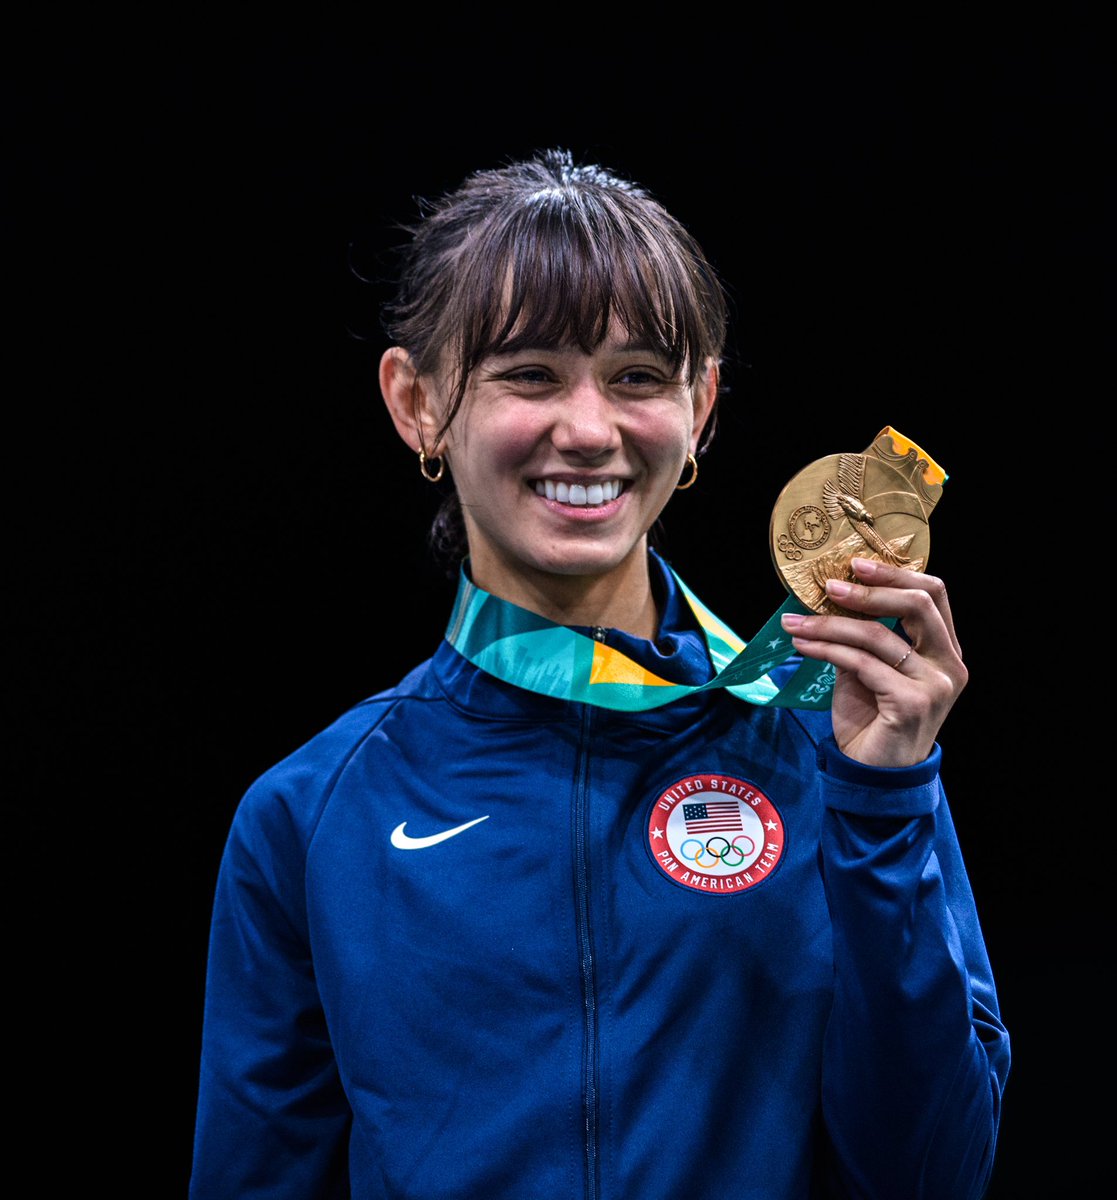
[679,835,757,869]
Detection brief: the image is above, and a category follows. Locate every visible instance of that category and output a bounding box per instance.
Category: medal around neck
[769,427,947,615]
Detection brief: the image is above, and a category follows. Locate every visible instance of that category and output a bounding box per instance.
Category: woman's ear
[689,359,720,454]
[379,347,445,456]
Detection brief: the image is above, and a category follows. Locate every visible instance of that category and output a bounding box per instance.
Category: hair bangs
[453,193,702,387]
[386,150,729,468]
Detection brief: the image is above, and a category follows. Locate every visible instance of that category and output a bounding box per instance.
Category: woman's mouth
[532,479,625,507]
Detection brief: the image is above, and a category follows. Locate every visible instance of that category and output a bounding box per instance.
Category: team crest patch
[646,773,785,894]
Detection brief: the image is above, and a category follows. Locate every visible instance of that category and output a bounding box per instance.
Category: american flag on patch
[683,801,743,834]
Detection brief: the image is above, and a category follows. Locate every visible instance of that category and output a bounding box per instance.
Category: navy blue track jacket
[191,555,1010,1198]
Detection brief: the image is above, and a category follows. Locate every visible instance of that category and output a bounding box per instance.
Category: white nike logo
[390,816,490,850]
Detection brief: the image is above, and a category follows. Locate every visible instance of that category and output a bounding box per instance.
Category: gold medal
[769,427,947,615]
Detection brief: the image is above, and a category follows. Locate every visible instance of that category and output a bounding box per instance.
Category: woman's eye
[504,368,554,384]
[615,369,666,387]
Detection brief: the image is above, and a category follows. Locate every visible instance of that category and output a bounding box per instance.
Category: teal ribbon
[445,566,868,712]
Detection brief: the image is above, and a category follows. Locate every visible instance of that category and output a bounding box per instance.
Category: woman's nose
[552,381,621,458]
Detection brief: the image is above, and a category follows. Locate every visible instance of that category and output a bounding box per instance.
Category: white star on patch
[766,819,779,831]
[651,826,665,840]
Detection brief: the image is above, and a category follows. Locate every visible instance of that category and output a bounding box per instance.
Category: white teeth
[534,479,622,507]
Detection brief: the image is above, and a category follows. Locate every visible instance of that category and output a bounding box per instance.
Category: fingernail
[826,579,852,597]
[781,613,805,629]
[851,557,877,575]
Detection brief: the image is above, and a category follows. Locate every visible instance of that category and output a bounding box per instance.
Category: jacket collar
[432,551,721,729]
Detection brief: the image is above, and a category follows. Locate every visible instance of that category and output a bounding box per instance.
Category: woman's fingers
[781,563,966,687]
[778,561,969,767]
[846,557,963,659]
[780,610,938,695]
[780,618,957,702]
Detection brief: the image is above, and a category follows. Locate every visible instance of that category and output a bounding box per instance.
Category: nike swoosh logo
[390,816,490,850]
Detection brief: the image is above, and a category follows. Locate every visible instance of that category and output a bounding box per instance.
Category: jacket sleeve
[190,768,351,1199]
[815,736,1010,1200]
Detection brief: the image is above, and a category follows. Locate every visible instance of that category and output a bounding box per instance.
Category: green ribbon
[445,566,860,712]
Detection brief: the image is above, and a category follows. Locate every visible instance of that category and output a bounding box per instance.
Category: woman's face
[432,326,717,613]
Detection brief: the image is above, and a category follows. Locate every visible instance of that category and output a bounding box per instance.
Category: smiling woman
[376,151,728,635]
[190,149,1010,1200]
[380,330,717,635]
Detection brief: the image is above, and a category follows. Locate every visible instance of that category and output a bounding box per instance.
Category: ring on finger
[892,647,913,672]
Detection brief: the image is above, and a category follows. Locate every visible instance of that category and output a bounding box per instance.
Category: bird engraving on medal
[781,531,921,614]
[822,454,913,567]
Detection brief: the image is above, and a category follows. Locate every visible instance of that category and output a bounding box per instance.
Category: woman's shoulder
[231,655,444,841]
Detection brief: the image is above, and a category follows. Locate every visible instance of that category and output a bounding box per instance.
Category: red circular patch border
[646,773,786,895]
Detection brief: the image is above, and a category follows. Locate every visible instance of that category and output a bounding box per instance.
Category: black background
[7,17,1106,1195]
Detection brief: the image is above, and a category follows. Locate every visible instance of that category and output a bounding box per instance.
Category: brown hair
[381,148,730,564]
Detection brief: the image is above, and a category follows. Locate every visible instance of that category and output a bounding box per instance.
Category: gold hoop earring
[675,453,699,491]
[419,449,444,483]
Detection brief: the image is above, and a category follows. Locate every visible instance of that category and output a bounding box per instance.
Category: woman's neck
[467,550,659,639]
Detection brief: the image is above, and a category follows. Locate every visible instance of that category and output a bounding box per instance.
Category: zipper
[573,700,599,1199]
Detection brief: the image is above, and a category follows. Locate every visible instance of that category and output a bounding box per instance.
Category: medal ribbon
[445,569,853,712]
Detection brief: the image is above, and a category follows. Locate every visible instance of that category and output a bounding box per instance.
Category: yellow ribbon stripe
[589,641,678,688]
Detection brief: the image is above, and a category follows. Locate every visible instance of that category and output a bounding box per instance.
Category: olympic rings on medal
[678,833,758,870]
